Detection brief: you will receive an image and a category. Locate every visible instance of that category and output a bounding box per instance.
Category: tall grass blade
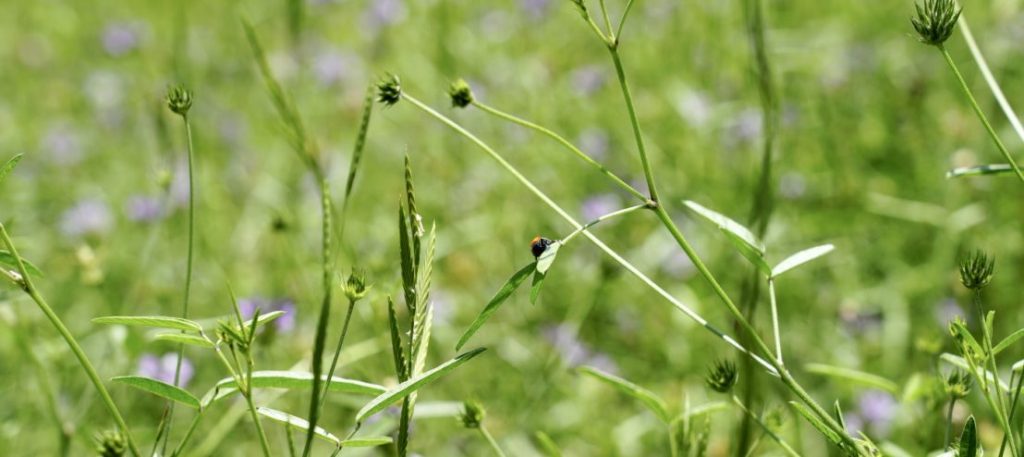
[771,244,834,278]
[258,407,340,446]
[93,316,202,332]
[578,366,670,423]
[455,263,535,350]
[113,376,200,409]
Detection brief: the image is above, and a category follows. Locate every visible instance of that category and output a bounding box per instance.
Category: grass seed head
[911,0,961,46]
[448,79,474,108]
[377,74,402,106]
[166,84,193,116]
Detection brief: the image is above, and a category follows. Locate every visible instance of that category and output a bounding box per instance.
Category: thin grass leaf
[153,332,214,348]
[113,375,200,409]
[387,296,408,380]
[534,431,562,457]
[833,400,846,430]
[994,328,1024,356]
[947,164,1014,178]
[405,156,422,270]
[455,263,535,350]
[578,365,670,423]
[339,437,393,447]
[0,250,43,277]
[398,205,416,313]
[789,401,842,446]
[93,315,202,332]
[239,310,286,331]
[957,416,978,457]
[804,363,898,393]
[683,200,770,275]
[771,244,835,278]
[675,401,730,421]
[411,224,435,379]
[202,372,385,407]
[344,86,374,199]
[530,270,546,305]
[0,154,22,186]
[355,347,487,423]
[257,407,340,446]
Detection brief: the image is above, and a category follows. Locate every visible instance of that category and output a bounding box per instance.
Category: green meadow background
[2,0,1024,455]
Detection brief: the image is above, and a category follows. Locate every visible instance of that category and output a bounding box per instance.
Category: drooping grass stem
[937,44,1024,183]
[479,425,507,457]
[561,203,648,245]
[957,16,1024,147]
[400,92,778,375]
[607,47,660,204]
[302,174,335,457]
[0,223,141,457]
[731,395,800,457]
[767,279,783,365]
[944,397,956,450]
[471,101,649,203]
[318,298,357,413]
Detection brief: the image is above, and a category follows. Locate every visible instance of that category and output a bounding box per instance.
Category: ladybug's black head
[530,236,553,258]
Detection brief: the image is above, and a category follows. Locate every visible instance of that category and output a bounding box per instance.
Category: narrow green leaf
[153,332,214,348]
[683,200,770,275]
[257,407,340,446]
[398,205,416,312]
[957,416,978,457]
[0,250,43,277]
[676,401,729,421]
[995,328,1024,356]
[534,431,563,457]
[343,85,375,199]
[240,310,286,331]
[804,364,899,393]
[772,244,835,278]
[113,375,200,409]
[455,263,535,350]
[832,400,846,430]
[387,296,408,380]
[0,154,23,186]
[790,401,841,446]
[578,366,670,423]
[947,164,1013,178]
[355,348,487,423]
[339,437,393,447]
[93,315,202,332]
[530,269,547,305]
[411,225,436,379]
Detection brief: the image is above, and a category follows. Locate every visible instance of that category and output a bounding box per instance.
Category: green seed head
[343,269,371,302]
[959,250,994,291]
[459,400,486,429]
[945,370,972,399]
[94,430,127,457]
[569,0,588,19]
[911,0,961,46]
[376,74,402,106]
[705,359,738,393]
[166,84,193,116]
[448,79,474,108]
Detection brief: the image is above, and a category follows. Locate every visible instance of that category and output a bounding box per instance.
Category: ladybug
[530,236,554,258]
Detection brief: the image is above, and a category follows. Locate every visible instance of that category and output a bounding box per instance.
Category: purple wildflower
[365,0,406,29]
[312,49,356,87]
[124,195,164,223]
[570,65,606,96]
[576,128,609,161]
[580,194,621,221]
[41,123,84,166]
[60,199,113,238]
[542,323,617,373]
[519,0,551,18]
[239,296,296,333]
[138,353,194,387]
[857,390,897,437]
[102,22,142,57]
[934,298,964,326]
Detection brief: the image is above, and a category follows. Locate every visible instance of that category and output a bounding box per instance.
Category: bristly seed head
[166,84,193,116]
[959,249,994,291]
[377,74,402,106]
[343,269,371,302]
[911,0,961,46]
[705,359,738,393]
[459,400,486,429]
[945,370,972,399]
[448,78,474,108]
[94,430,127,457]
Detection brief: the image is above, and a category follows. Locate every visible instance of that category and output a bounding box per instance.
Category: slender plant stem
[302,174,335,457]
[245,391,273,457]
[767,278,783,365]
[974,291,1018,454]
[998,370,1024,457]
[616,0,637,39]
[596,0,614,38]
[472,101,648,203]
[731,395,800,457]
[171,412,205,457]
[944,398,956,450]
[608,47,660,203]
[937,45,1024,183]
[401,92,777,375]
[0,223,142,457]
[561,204,648,245]
[957,16,1024,146]
[479,426,507,457]
[318,298,357,412]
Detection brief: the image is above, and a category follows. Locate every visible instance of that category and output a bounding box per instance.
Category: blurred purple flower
[60,199,113,238]
[431,289,454,325]
[312,49,355,87]
[170,159,191,207]
[778,172,806,200]
[934,298,964,326]
[239,296,296,333]
[365,0,406,29]
[138,353,194,387]
[675,90,712,128]
[542,323,618,374]
[843,412,864,435]
[124,195,164,223]
[725,108,762,146]
[577,128,609,161]
[520,0,551,18]
[41,123,84,166]
[571,65,606,96]
[580,193,621,221]
[857,390,897,437]
[102,22,142,57]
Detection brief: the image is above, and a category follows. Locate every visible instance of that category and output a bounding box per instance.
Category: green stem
[245,391,273,457]
[302,175,335,457]
[998,370,1024,457]
[944,398,956,450]
[974,292,1017,454]
[0,223,142,457]
[768,278,783,365]
[479,425,507,457]
[608,47,659,203]
[318,298,357,412]
[596,0,614,39]
[472,101,648,203]
[938,45,1024,183]
[957,16,1024,146]
[171,412,204,457]
[616,0,637,39]
[731,395,800,457]
[561,204,648,245]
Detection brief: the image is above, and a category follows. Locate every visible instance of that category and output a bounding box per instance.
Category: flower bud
[166,84,193,116]
[911,0,961,46]
[377,74,402,106]
[448,79,474,108]
[959,250,994,291]
[945,370,972,399]
[95,430,127,457]
[459,400,486,429]
[705,359,738,393]
[343,270,371,302]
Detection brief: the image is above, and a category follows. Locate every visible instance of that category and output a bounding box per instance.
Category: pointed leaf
[530,270,547,305]
[578,366,670,423]
[947,164,1014,178]
[790,401,842,446]
[456,263,535,350]
[771,244,835,278]
[411,225,436,379]
[203,371,385,407]
[113,375,200,409]
[399,205,417,312]
[0,250,43,277]
[957,416,978,457]
[153,332,214,348]
[805,363,898,393]
[339,437,393,447]
[355,348,486,423]
[93,315,202,332]
[994,328,1024,356]
[0,154,23,186]
[387,296,408,380]
[832,400,846,430]
[683,200,770,275]
[240,310,286,331]
[257,407,340,446]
